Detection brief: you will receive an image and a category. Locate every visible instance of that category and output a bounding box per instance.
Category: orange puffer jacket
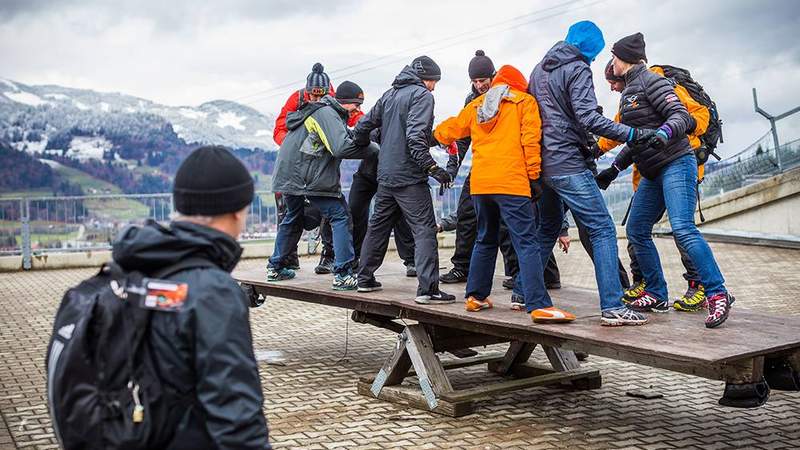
[434,65,542,197]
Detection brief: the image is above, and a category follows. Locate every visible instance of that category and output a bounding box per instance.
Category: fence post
[21,198,32,270]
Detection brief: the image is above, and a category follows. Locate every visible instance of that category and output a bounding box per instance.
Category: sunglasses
[309,87,326,96]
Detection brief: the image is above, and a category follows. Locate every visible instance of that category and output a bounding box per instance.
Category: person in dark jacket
[439,50,519,288]
[111,146,271,449]
[529,20,655,326]
[353,56,456,304]
[608,32,733,328]
[269,89,378,290]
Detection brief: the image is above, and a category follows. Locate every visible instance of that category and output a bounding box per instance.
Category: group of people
[266,20,735,330]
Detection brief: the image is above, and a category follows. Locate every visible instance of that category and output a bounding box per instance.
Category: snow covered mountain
[0,78,277,156]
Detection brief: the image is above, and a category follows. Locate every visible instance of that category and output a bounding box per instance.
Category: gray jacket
[529,41,632,177]
[272,96,377,197]
[354,66,438,188]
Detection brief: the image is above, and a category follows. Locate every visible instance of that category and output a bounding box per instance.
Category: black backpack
[653,64,723,164]
[46,258,214,449]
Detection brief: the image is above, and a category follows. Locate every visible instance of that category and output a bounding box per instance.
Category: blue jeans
[538,170,623,311]
[626,154,726,299]
[269,194,354,274]
[467,194,551,311]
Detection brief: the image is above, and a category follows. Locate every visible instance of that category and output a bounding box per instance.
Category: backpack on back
[653,64,723,164]
[46,258,213,449]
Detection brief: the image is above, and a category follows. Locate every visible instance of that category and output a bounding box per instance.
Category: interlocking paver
[1,239,799,448]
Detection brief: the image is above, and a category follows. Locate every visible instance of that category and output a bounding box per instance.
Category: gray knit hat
[306,63,331,93]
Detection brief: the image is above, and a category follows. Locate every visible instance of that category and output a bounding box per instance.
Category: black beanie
[612,32,647,64]
[306,62,331,92]
[335,80,364,104]
[173,146,254,216]
[468,50,495,79]
[411,55,441,81]
[604,59,625,82]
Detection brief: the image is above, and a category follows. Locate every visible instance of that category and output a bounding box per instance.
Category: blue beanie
[565,20,605,63]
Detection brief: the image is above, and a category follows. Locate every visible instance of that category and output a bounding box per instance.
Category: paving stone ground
[1,238,799,449]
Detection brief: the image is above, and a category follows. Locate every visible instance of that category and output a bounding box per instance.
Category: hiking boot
[357,279,382,293]
[440,268,468,284]
[601,306,648,327]
[405,263,417,278]
[332,272,358,291]
[531,307,576,324]
[629,292,670,313]
[705,292,734,329]
[502,277,515,290]
[465,296,493,312]
[415,290,456,305]
[510,293,525,311]
[673,281,706,312]
[267,266,295,282]
[314,254,334,274]
[623,279,646,304]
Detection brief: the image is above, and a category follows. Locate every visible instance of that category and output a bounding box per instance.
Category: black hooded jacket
[112,220,271,450]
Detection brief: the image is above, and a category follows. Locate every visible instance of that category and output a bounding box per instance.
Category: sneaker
[415,290,456,305]
[405,263,417,278]
[440,268,468,284]
[629,292,670,313]
[531,307,576,324]
[465,296,493,312]
[314,255,334,274]
[623,279,646,304]
[357,279,382,293]
[673,281,706,312]
[502,277,515,290]
[267,266,295,282]
[332,272,358,291]
[510,294,525,311]
[705,292,734,329]
[601,306,648,327]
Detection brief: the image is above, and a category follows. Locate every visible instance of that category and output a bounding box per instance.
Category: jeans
[467,194,551,311]
[538,170,623,311]
[572,208,631,289]
[269,195,354,274]
[358,183,439,296]
[628,234,699,284]
[275,193,334,263]
[626,153,725,299]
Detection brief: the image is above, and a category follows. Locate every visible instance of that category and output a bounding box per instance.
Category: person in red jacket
[272,63,337,273]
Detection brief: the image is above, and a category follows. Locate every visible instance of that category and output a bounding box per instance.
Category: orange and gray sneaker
[465,296,493,312]
[531,307,576,324]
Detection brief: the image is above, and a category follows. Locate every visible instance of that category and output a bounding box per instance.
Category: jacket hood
[285,98,330,130]
[541,41,588,71]
[491,65,528,92]
[393,65,426,89]
[564,20,605,63]
[112,220,243,274]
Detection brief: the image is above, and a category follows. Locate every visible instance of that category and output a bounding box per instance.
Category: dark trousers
[358,183,439,296]
[573,210,631,289]
[349,173,415,265]
[275,193,334,260]
[627,216,700,284]
[452,174,516,275]
[467,194,550,311]
[544,253,560,285]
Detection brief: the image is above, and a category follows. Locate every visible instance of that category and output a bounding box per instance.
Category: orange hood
[491,65,528,92]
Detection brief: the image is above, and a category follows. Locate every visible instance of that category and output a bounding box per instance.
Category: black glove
[428,165,452,185]
[594,164,620,190]
[529,178,544,202]
[627,128,656,151]
[649,126,671,150]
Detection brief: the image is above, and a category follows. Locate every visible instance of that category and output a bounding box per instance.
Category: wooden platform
[236,262,800,414]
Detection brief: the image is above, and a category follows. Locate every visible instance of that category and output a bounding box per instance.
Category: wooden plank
[404,324,453,409]
[440,367,601,403]
[492,341,537,375]
[489,361,555,379]
[357,380,475,417]
[543,346,581,371]
[370,333,412,397]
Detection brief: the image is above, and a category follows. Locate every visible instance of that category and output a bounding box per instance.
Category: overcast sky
[2,0,799,157]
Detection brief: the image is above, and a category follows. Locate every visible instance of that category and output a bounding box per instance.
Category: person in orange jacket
[434,65,575,324]
[594,59,711,312]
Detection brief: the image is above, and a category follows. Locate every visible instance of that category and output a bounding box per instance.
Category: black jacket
[446,87,480,177]
[616,63,693,179]
[354,66,438,188]
[112,221,271,450]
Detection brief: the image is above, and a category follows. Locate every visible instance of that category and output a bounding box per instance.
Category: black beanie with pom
[468,50,495,79]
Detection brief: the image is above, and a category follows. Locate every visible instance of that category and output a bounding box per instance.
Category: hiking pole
[620,196,634,227]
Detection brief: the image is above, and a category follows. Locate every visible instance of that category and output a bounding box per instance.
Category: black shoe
[405,263,417,277]
[357,279,382,293]
[415,290,456,304]
[441,268,467,284]
[502,277,515,290]
[286,255,300,270]
[314,255,334,274]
